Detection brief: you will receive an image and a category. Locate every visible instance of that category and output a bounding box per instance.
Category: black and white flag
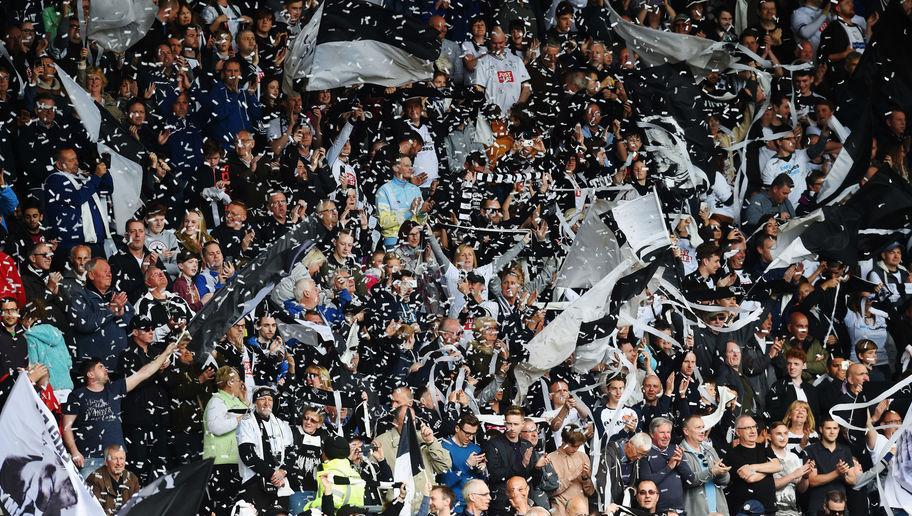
[0,373,105,516]
[393,410,424,515]
[555,200,629,289]
[186,223,315,360]
[283,0,441,93]
[116,460,212,516]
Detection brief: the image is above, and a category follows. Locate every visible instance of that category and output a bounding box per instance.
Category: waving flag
[0,373,105,516]
[283,0,441,93]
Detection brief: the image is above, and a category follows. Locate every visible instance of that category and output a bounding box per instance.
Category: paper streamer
[702,386,738,429]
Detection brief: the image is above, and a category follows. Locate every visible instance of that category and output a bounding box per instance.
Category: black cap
[324,434,350,460]
[252,385,277,401]
[128,315,155,332]
[556,1,575,17]
[466,272,485,285]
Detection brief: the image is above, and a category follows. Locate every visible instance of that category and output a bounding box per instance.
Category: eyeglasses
[638,489,658,495]
[737,425,758,431]
[319,208,338,214]
[458,427,477,436]
[303,416,322,424]
[1,308,20,314]
[33,252,53,258]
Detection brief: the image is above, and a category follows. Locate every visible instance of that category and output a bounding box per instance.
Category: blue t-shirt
[64,379,127,457]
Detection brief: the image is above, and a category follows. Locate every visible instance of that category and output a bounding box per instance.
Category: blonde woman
[465,317,507,380]
[202,366,248,514]
[782,400,818,453]
[78,67,124,122]
[176,209,213,255]
[270,247,326,304]
[427,228,527,318]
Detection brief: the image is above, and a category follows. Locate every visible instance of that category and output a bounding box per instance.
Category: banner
[0,373,105,516]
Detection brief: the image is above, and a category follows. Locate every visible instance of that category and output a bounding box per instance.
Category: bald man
[472,27,531,115]
[506,476,534,514]
[782,311,829,381]
[565,496,589,516]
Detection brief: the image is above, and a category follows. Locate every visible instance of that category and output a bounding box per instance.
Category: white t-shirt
[761,149,815,205]
[473,52,530,116]
[599,406,638,441]
[541,406,582,447]
[408,121,438,187]
[837,17,867,54]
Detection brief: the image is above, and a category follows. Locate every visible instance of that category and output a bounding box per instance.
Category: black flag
[117,460,213,516]
[186,222,315,359]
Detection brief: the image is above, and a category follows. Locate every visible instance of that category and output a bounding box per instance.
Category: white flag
[0,373,105,516]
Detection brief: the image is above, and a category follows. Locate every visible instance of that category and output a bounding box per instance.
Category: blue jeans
[288,491,316,515]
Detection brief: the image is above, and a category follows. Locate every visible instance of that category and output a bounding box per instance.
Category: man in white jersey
[473,27,531,117]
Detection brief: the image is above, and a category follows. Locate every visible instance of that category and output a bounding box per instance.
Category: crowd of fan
[0,0,911,514]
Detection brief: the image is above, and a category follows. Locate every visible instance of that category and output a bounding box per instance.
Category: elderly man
[59,244,92,304]
[715,341,758,416]
[69,258,133,369]
[597,432,653,506]
[634,417,695,514]
[134,266,194,344]
[284,277,324,321]
[679,415,730,515]
[237,386,295,511]
[86,444,141,515]
[463,478,492,516]
[506,476,538,514]
[210,201,256,261]
[375,406,452,512]
[725,415,782,515]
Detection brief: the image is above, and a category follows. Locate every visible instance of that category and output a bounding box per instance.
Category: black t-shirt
[803,441,854,514]
[723,444,778,515]
[64,379,128,457]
